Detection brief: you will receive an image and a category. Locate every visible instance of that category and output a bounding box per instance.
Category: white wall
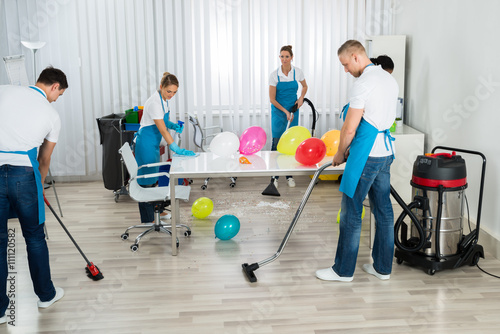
[394,0,500,254]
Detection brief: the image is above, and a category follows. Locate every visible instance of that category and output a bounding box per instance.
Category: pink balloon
[239,126,267,155]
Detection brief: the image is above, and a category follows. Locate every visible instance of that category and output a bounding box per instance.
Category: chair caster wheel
[201,185,207,190]
[121,233,129,240]
[131,244,139,252]
[427,269,436,276]
[176,241,179,248]
[189,179,193,184]
[184,230,192,237]
[396,258,403,265]
[229,183,236,188]
[114,194,119,202]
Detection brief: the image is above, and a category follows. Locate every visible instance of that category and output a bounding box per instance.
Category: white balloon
[210,131,240,157]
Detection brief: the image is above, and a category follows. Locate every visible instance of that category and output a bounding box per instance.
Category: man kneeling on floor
[316,40,398,282]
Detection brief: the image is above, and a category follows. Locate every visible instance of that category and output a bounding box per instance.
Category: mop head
[261,180,280,197]
[85,263,104,281]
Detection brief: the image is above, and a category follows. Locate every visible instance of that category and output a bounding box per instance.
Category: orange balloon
[239,156,251,164]
[321,130,341,156]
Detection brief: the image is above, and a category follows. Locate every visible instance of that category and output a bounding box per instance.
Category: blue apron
[339,103,349,122]
[135,91,170,186]
[0,147,45,224]
[339,119,395,198]
[271,68,299,138]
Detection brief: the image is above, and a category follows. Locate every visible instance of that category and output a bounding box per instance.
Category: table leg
[170,177,178,255]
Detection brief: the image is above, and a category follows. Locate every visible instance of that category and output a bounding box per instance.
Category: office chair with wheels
[118,142,191,252]
[188,114,237,190]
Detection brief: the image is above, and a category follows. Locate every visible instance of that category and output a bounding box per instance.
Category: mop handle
[43,195,92,265]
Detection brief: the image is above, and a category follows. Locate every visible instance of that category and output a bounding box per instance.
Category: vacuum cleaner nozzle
[262,179,280,197]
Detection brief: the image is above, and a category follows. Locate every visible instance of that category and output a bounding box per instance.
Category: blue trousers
[333,156,395,277]
[0,165,56,317]
[138,184,165,223]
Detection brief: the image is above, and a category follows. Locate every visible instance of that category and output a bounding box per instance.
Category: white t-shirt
[139,91,170,129]
[349,65,399,157]
[0,85,61,166]
[268,65,305,86]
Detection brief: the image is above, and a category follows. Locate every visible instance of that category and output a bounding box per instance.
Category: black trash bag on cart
[96,113,135,191]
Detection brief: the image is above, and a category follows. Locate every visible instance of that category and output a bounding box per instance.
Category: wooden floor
[5,176,500,333]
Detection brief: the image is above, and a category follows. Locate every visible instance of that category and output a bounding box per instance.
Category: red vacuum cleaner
[44,195,104,281]
[392,146,485,275]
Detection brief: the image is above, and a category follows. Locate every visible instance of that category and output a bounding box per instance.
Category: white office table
[169,151,344,255]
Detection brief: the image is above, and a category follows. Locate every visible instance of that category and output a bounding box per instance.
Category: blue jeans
[0,165,56,316]
[271,137,291,181]
[332,156,394,277]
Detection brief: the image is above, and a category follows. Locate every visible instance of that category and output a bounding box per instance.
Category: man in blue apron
[316,40,398,282]
[269,45,308,188]
[0,67,68,321]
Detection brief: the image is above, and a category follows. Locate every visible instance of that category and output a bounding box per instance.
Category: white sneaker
[0,314,6,324]
[287,178,296,188]
[38,287,65,308]
[273,178,278,189]
[362,263,390,280]
[160,212,172,220]
[315,267,353,282]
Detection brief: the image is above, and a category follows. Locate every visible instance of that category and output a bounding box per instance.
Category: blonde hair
[280,45,293,57]
[160,72,179,88]
[337,40,366,56]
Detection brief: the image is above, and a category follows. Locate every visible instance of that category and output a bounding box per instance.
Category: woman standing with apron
[268,45,308,188]
[134,72,195,224]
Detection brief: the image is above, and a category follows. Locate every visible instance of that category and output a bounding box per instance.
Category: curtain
[0,0,394,178]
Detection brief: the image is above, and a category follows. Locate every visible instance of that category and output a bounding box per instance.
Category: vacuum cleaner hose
[303,98,318,137]
[394,201,426,252]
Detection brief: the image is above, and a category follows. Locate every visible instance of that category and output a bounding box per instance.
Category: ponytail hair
[280,45,293,57]
[370,55,394,72]
[160,72,179,88]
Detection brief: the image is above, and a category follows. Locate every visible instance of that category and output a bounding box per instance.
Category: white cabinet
[390,124,425,203]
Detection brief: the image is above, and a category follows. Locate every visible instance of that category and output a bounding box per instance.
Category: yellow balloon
[191,197,214,219]
[321,129,341,156]
[336,207,366,223]
[277,126,311,155]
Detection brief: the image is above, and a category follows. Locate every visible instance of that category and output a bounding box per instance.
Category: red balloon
[295,138,327,165]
